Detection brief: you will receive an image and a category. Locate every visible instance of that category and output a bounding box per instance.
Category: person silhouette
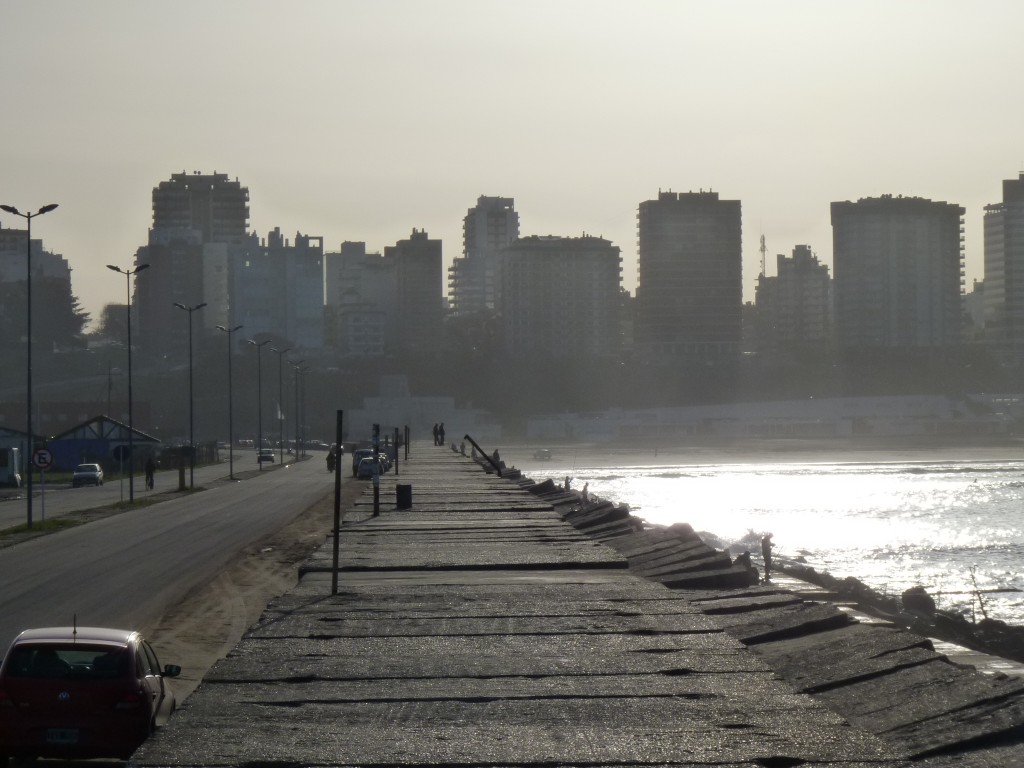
[761,533,774,582]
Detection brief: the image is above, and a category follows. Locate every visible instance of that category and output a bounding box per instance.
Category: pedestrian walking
[432,423,439,446]
[145,456,156,490]
[438,422,445,446]
[761,533,774,582]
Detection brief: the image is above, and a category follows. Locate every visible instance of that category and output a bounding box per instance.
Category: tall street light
[174,301,206,489]
[216,324,243,480]
[271,346,291,464]
[249,338,271,470]
[0,202,58,530]
[290,360,304,458]
[107,262,150,502]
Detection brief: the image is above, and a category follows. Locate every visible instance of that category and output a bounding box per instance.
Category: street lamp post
[290,360,304,458]
[249,339,271,470]
[216,324,243,480]
[107,263,150,502]
[299,365,310,457]
[0,203,58,530]
[271,347,291,464]
[173,301,206,489]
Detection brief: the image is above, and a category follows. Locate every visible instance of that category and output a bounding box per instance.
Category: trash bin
[396,483,412,510]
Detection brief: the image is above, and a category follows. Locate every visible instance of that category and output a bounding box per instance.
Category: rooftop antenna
[759,234,767,277]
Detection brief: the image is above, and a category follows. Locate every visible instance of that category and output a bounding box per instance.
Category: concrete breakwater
[133,445,1024,766]
[511,468,1024,764]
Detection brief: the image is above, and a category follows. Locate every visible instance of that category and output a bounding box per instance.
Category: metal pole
[217,324,242,479]
[174,303,205,489]
[372,423,380,516]
[250,339,270,470]
[187,310,194,487]
[25,214,33,526]
[108,262,150,502]
[0,203,58,529]
[291,360,304,458]
[331,409,343,595]
[272,347,290,464]
[127,275,134,500]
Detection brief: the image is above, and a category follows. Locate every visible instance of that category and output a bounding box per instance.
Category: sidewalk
[130,443,1024,766]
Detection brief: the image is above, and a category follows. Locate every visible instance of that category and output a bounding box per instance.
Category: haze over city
[3,0,1023,328]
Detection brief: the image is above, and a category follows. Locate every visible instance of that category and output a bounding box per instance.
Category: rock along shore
[132,442,1024,767]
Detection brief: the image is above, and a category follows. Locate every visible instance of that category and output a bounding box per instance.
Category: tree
[0,277,90,351]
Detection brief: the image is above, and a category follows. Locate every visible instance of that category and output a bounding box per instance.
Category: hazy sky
[3,0,1023,328]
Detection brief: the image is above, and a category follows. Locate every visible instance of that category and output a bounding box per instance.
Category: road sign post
[31,448,52,523]
[113,444,130,503]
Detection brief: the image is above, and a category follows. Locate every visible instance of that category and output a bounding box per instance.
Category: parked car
[0,626,181,761]
[355,456,380,480]
[71,463,104,487]
[257,448,275,464]
[351,448,374,477]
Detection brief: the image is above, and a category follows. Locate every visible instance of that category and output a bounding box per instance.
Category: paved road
[0,452,334,652]
[0,449,314,530]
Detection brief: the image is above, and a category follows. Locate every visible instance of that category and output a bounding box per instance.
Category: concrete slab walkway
[132,444,1023,767]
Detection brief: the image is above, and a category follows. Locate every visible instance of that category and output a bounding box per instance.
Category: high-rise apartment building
[496,235,622,359]
[448,196,519,316]
[233,228,324,350]
[754,245,832,353]
[384,229,444,356]
[0,226,71,282]
[983,172,1024,354]
[831,195,964,349]
[135,172,251,357]
[324,242,392,357]
[635,190,743,359]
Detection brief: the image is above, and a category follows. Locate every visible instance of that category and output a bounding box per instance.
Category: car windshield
[75,465,97,472]
[5,644,128,680]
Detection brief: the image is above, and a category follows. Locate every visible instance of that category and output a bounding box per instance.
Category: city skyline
[3,1,1023,328]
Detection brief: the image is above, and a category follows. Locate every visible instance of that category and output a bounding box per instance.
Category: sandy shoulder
[147,478,365,702]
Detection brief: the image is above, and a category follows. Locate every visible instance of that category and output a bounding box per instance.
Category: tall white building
[448,196,519,316]
[831,195,964,349]
[135,172,251,357]
[983,172,1024,355]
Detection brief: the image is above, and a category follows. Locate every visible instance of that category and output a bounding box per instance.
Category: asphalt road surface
[0,454,335,653]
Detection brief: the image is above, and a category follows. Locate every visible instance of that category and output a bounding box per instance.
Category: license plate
[46,728,79,744]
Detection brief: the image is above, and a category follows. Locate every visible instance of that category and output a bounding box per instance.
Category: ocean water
[509,443,1024,627]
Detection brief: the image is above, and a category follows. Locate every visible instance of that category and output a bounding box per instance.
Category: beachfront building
[448,196,520,317]
[232,227,325,350]
[496,235,622,359]
[831,195,965,349]
[754,245,832,355]
[983,172,1024,360]
[324,241,391,357]
[384,229,445,357]
[133,171,251,359]
[635,190,743,361]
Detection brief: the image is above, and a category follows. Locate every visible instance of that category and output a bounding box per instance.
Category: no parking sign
[32,447,53,470]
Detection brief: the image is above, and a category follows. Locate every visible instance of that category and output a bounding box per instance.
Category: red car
[0,626,180,761]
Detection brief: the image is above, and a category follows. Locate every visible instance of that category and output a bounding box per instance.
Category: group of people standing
[432,423,446,446]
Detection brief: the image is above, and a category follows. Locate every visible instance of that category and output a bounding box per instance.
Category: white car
[72,463,104,487]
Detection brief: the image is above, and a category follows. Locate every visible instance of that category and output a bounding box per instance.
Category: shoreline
[501,434,1024,465]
